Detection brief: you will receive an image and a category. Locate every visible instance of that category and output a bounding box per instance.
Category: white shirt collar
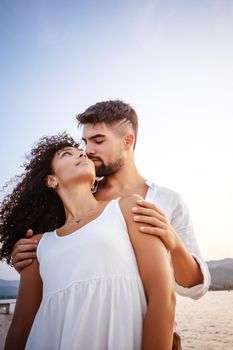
[145,179,158,201]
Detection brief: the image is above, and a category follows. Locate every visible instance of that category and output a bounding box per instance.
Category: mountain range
[0,279,19,299]
[207,258,233,290]
[0,258,232,298]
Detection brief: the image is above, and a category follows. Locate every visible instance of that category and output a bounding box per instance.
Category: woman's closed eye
[60,151,72,157]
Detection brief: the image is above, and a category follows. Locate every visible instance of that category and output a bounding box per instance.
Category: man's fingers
[133,215,165,228]
[11,243,38,258]
[136,199,164,216]
[12,251,37,265]
[14,259,33,273]
[25,229,34,238]
[13,238,38,250]
[12,229,35,250]
[132,206,165,222]
[139,226,164,236]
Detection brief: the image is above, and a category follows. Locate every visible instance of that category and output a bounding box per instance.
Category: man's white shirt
[145,179,211,300]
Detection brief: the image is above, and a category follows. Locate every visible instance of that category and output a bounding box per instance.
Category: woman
[1,132,175,350]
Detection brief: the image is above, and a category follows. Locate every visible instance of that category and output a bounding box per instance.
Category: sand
[0,313,12,350]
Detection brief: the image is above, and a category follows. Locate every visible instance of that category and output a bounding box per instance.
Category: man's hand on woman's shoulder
[11,229,39,273]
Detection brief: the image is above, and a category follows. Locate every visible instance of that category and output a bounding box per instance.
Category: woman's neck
[58,183,98,222]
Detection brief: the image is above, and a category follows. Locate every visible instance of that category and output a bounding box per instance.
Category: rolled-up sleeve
[171,193,211,299]
[174,253,211,299]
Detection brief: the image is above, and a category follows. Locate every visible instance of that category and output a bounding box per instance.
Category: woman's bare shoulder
[119,193,143,210]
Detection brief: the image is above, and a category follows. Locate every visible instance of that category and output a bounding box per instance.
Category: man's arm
[11,229,38,272]
[5,235,42,350]
[120,195,175,350]
[132,198,210,299]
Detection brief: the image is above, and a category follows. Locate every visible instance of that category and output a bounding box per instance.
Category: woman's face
[48,146,96,189]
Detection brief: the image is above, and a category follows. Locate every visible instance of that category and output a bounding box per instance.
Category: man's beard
[94,157,124,177]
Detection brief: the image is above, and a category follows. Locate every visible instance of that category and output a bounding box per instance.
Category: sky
[0,0,233,280]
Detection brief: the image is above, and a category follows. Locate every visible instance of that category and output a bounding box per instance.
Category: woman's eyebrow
[57,147,73,156]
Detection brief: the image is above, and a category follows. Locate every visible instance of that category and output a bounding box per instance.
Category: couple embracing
[1,100,210,349]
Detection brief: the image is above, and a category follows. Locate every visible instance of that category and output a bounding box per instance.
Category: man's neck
[94,165,148,201]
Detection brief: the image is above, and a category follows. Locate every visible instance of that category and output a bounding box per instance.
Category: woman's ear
[123,134,135,150]
[46,175,58,189]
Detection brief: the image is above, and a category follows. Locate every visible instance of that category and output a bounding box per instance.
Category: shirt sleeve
[170,193,211,299]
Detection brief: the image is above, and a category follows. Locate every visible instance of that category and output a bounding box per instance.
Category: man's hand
[132,199,204,288]
[11,229,38,273]
[132,199,181,252]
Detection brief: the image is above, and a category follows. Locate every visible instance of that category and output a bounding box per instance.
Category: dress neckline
[54,200,113,239]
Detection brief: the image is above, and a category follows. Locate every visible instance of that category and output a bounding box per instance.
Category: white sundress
[25,199,147,350]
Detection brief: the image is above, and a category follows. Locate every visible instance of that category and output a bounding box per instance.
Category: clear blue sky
[1,0,233,279]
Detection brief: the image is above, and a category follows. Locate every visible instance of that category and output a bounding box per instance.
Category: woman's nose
[78,151,87,158]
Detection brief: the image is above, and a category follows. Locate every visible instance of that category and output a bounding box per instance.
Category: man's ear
[123,134,135,150]
[46,175,58,189]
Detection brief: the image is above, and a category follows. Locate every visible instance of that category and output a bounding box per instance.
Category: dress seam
[43,274,142,299]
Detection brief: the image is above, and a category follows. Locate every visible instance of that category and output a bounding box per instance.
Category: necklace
[70,207,97,224]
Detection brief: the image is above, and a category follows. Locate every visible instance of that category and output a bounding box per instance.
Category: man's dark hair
[76,100,138,148]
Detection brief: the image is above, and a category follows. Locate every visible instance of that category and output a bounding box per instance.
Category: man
[12,100,210,299]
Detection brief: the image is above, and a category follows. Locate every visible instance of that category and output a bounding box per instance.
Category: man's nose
[85,144,96,155]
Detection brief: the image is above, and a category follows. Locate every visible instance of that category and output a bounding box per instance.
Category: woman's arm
[132,198,208,297]
[120,195,176,350]
[4,235,43,350]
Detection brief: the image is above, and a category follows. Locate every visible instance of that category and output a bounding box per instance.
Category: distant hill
[207,258,233,290]
[0,279,19,299]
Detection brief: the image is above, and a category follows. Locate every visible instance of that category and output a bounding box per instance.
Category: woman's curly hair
[0,132,80,264]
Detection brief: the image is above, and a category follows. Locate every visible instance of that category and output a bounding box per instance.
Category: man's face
[82,123,125,177]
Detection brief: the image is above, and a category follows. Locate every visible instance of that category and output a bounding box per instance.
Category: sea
[0,291,233,350]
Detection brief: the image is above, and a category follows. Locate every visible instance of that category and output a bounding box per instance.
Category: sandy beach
[0,313,12,350]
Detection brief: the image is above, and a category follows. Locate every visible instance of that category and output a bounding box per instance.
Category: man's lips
[89,158,102,162]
